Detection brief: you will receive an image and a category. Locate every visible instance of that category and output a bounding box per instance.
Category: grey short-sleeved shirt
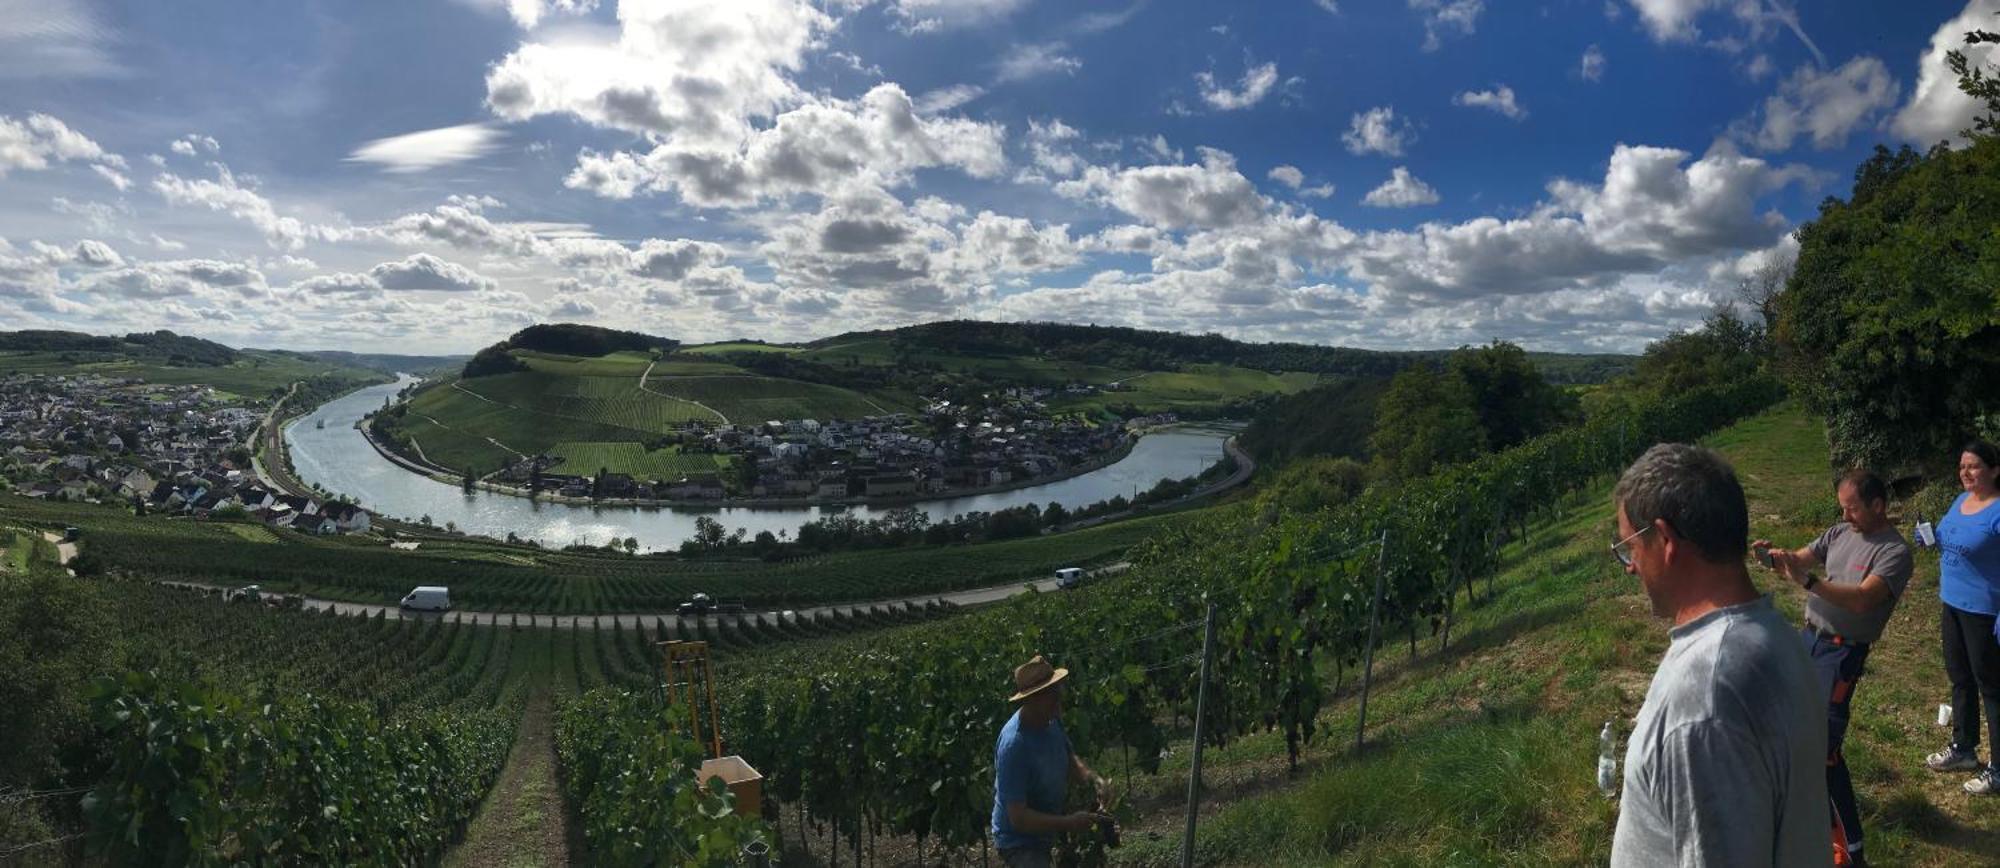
[1611,596,1829,868]
[1805,523,1912,643]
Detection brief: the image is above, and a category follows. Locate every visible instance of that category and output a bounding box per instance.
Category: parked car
[223,584,262,604]
[61,526,82,542]
[1054,567,1085,589]
[400,585,451,612]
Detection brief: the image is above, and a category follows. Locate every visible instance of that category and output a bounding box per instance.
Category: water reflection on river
[284,377,1233,551]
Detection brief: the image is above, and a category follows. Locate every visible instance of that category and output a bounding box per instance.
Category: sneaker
[1926,746,1981,772]
[1967,767,2000,795]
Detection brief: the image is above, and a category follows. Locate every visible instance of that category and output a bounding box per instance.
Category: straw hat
[1009,655,1069,702]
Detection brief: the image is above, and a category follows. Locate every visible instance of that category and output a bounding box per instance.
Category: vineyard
[545,440,735,480]
[607,376,1785,862]
[0,496,1176,611]
[641,374,891,422]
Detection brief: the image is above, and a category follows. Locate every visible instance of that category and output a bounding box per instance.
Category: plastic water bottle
[1596,721,1619,797]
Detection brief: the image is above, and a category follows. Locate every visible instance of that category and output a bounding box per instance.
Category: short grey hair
[1614,443,1748,564]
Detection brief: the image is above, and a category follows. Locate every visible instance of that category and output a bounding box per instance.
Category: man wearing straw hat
[991,655,1112,868]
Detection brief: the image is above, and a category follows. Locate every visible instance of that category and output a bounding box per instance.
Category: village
[0,372,371,534]
[492,385,1173,504]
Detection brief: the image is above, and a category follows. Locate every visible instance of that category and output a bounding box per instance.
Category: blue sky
[0,0,1989,354]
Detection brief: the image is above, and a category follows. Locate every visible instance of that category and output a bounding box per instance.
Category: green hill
[0,329,385,398]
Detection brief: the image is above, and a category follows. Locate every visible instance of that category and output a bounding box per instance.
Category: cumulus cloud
[632,238,727,280]
[996,43,1082,83]
[1022,118,1085,181]
[564,83,1005,208]
[1454,84,1527,120]
[1362,167,1441,207]
[367,253,496,292]
[1410,0,1483,51]
[1342,106,1414,156]
[1056,148,1269,230]
[1582,44,1608,81]
[1891,0,2000,147]
[1197,62,1280,110]
[1267,164,1333,197]
[1625,0,1825,65]
[0,113,121,176]
[169,134,220,157]
[1739,56,1898,151]
[346,123,502,172]
[485,0,830,145]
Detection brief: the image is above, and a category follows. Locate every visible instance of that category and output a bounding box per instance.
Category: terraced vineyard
[643,373,888,422]
[545,441,734,479]
[0,496,1180,612]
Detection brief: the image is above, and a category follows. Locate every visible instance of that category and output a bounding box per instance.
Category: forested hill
[463,323,679,378]
[0,329,239,366]
[812,320,1635,384]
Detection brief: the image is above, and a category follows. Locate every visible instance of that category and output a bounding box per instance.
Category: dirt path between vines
[447,691,569,868]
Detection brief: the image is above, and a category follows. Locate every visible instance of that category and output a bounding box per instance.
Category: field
[392,346,905,477]
[0,348,384,400]
[680,341,803,355]
[0,495,1186,612]
[545,441,733,479]
[1050,364,1321,414]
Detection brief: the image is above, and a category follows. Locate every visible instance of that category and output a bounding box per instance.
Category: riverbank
[360,414,1162,511]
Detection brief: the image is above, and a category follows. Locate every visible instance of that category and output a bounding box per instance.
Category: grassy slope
[405,347,901,476]
[1102,405,1997,866]
[0,348,381,400]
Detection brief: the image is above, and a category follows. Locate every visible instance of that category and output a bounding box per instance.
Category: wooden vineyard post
[1181,600,1217,868]
[1355,529,1389,753]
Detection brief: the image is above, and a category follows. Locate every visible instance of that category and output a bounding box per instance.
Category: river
[284,377,1233,551]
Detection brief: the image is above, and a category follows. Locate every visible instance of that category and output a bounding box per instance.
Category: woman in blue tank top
[1926,440,2000,795]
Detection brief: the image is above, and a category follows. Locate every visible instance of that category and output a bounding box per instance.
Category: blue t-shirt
[1938,492,2000,616]
[991,710,1072,850]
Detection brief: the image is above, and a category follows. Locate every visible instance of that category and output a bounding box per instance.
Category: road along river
[285,377,1238,552]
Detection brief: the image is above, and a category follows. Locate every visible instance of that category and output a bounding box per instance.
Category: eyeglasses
[1611,525,1653,567]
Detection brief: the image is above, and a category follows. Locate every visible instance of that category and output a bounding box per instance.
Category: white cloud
[1625,0,1825,65]
[891,0,1029,34]
[91,163,131,191]
[0,113,119,176]
[346,123,503,173]
[916,83,985,113]
[631,238,727,280]
[367,253,496,292]
[1342,106,1414,156]
[1315,0,1340,13]
[485,0,831,146]
[1742,56,1899,151]
[504,0,597,29]
[1410,0,1483,51]
[1056,148,1269,230]
[169,134,220,157]
[1268,165,1305,188]
[1197,62,1280,110]
[152,164,338,250]
[1362,167,1440,207]
[1454,84,1527,120]
[1582,44,1607,81]
[564,83,1005,208]
[0,1,122,79]
[1021,118,1085,181]
[997,43,1082,83]
[1891,0,2000,147]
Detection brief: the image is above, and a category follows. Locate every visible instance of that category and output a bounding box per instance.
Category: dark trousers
[1941,603,2000,764]
[1805,627,1872,853]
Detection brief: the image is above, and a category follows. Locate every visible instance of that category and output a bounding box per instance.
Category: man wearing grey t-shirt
[1609,444,1829,868]
[1756,469,1912,868]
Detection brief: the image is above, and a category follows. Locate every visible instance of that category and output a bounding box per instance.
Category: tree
[1776,136,2000,472]
[1042,500,1069,528]
[461,467,477,493]
[1631,305,1764,397]
[1446,340,1576,450]
[622,536,639,553]
[1948,25,2000,139]
[1367,365,1485,481]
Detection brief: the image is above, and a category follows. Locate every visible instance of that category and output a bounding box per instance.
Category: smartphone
[1755,546,1775,568]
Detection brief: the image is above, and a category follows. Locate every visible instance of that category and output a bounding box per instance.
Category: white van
[400,586,451,612]
[1054,567,1085,590]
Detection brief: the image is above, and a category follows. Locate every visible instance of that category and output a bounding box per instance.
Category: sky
[0,0,1990,355]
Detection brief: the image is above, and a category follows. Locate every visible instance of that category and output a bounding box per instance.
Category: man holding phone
[1756,470,1912,868]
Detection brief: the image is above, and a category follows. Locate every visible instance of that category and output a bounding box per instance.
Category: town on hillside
[0,372,370,534]
[488,384,1173,502]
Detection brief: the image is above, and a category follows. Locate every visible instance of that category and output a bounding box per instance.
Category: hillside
[1080,405,1994,866]
[684,321,1637,386]
[0,329,386,398]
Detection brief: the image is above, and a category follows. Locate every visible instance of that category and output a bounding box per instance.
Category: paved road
[158,561,1131,630]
